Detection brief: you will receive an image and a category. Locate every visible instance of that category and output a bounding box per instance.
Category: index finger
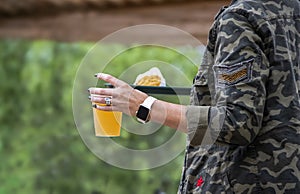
[94,73,126,87]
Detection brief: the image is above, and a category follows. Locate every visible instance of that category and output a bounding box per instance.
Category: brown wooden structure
[0,0,230,43]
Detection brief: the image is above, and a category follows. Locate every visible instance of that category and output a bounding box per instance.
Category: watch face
[136,105,149,121]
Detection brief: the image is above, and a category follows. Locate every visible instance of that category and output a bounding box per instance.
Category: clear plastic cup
[93,103,122,137]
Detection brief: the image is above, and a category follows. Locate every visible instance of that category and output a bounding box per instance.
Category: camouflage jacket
[178,0,300,193]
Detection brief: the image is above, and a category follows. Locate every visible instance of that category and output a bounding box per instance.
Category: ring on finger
[104,97,112,106]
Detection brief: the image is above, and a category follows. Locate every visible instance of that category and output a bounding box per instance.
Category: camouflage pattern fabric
[178,0,300,193]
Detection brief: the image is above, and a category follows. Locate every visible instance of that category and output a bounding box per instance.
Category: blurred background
[0,0,229,193]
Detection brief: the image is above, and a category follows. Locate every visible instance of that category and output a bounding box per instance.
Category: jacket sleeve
[187,10,269,146]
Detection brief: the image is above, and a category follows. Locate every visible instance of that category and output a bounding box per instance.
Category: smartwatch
[136,96,157,124]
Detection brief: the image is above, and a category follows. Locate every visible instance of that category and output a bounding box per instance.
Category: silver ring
[104,97,112,106]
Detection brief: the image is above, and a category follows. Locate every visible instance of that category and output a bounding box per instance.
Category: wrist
[136,96,157,124]
[130,89,148,116]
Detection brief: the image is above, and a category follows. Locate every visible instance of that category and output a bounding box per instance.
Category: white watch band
[141,96,157,109]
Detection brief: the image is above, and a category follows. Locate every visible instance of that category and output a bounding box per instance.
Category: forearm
[149,100,187,133]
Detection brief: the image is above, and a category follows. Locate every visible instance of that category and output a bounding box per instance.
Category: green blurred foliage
[0,39,200,194]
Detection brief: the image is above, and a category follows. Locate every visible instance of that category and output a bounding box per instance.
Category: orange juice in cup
[93,103,122,137]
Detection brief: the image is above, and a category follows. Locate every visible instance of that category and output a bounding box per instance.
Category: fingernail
[87,88,90,93]
[88,96,91,100]
[94,73,98,77]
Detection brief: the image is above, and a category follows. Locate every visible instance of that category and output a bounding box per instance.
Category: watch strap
[141,96,157,109]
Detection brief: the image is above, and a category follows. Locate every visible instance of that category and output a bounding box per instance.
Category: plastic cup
[93,103,122,137]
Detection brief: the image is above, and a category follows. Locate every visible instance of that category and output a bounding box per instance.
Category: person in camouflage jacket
[178,0,300,193]
[89,0,300,193]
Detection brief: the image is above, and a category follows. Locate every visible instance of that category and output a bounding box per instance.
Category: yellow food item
[136,75,161,86]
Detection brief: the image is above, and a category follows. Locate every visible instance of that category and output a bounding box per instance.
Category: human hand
[88,73,148,116]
